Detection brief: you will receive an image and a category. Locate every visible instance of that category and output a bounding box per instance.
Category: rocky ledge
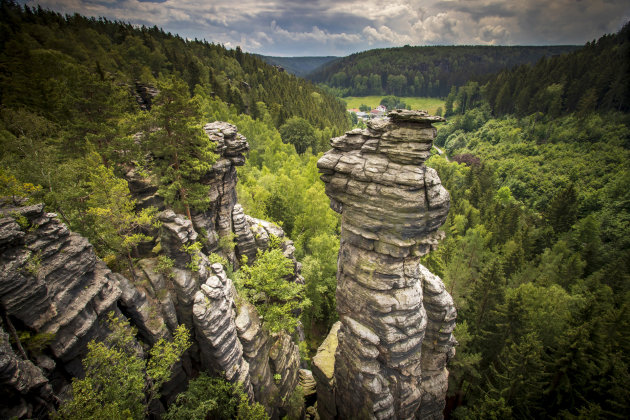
[316,110,457,420]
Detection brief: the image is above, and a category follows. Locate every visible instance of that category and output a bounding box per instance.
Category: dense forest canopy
[483,22,630,116]
[0,0,629,418]
[0,0,349,133]
[420,23,630,419]
[307,45,579,97]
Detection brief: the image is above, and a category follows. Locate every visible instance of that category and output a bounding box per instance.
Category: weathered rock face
[312,321,341,420]
[0,204,125,415]
[192,122,249,261]
[316,110,457,420]
[0,205,123,375]
[193,263,254,398]
[0,327,54,419]
[0,122,306,418]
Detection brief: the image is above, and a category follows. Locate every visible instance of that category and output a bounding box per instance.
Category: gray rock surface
[235,300,278,408]
[0,121,306,418]
[0,204,131,416]
[192,122,249,262]
[316,111,456,420]
[192,263,254,398]
[0,205,122,377]
[0,327,54,418]
[300,368,316,397]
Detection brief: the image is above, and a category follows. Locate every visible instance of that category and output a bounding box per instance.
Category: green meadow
[342,96,445,114]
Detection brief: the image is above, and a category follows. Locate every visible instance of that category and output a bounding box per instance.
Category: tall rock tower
[315,110,457,419]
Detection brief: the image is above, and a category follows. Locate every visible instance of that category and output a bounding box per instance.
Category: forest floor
[342,96,445,114]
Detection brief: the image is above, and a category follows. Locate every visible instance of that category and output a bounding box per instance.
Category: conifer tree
[147,76,218,220]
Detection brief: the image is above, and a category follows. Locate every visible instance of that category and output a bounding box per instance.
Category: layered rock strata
[0,204,125,415]
[316,110,456,419]
[192,122,249,261]
[0,121,306,418]
[193,263,254,398]
[0,327,54,419]
[0,205,122,377]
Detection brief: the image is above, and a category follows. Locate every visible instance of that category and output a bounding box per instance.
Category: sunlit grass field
[342,96,445,115]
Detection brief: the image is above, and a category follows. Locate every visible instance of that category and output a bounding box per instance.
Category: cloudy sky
[21,0,630,56]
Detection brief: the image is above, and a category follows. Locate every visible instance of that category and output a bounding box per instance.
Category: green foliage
[165,373,268,420]
[279,117,318,154]
[218,232,237,253]
[379,95,406,110]
[208,252,230,267]
[23,251,42,276]
[145,76,218,218]
[156,255,175,279]
[484,23,630,116]
[181,241,204,272]
[0,167,42,205]
[426,105,630,418]
[281,385,304,420]
[56,313,191,420]
[81,153,158,260]
[235,238,310,334]
[194,97,339,345]
[14,330,55,357]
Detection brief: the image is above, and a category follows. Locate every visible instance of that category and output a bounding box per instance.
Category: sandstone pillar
[316,110,457,419]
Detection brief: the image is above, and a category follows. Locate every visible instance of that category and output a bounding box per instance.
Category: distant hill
[257,55,339,77]
[483,22,630,116]
[308,45,580,97]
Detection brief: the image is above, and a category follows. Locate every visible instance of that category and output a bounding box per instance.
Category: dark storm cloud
[22,0,630,55]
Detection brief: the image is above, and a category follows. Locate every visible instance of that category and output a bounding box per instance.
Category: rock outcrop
[193,262,253,398]
[312,321,341,420]
[0,205,123,376]
[0,121,306,418]
[316,110,457,419]
[0,327,54,419]
[192,122,249,262]
[0,204,125,415]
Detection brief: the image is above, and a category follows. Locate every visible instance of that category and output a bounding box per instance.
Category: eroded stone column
[316,110,456,420]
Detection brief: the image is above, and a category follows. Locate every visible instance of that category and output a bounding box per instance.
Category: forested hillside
[308,45,578,97]
[483,22,630,116]
[1,0,629,418]
[422,24,630,418]
[0,0,342,362]
[0,1,349,132]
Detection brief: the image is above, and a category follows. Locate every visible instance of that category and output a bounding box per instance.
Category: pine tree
[147,76,218,220]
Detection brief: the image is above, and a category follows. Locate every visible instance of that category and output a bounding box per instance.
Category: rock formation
[315,110,457,419]
[0,204,123,376]
[192,121,249,262]
[0,122,306,418]
[193,262,253,398]
[0,204,125,416]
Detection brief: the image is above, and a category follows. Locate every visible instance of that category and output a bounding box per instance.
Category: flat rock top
[203,121,238,138]
[312,321,341,380]
[387,109,446,123]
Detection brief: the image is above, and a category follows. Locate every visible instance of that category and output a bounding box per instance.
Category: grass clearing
[342,96,445,114]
